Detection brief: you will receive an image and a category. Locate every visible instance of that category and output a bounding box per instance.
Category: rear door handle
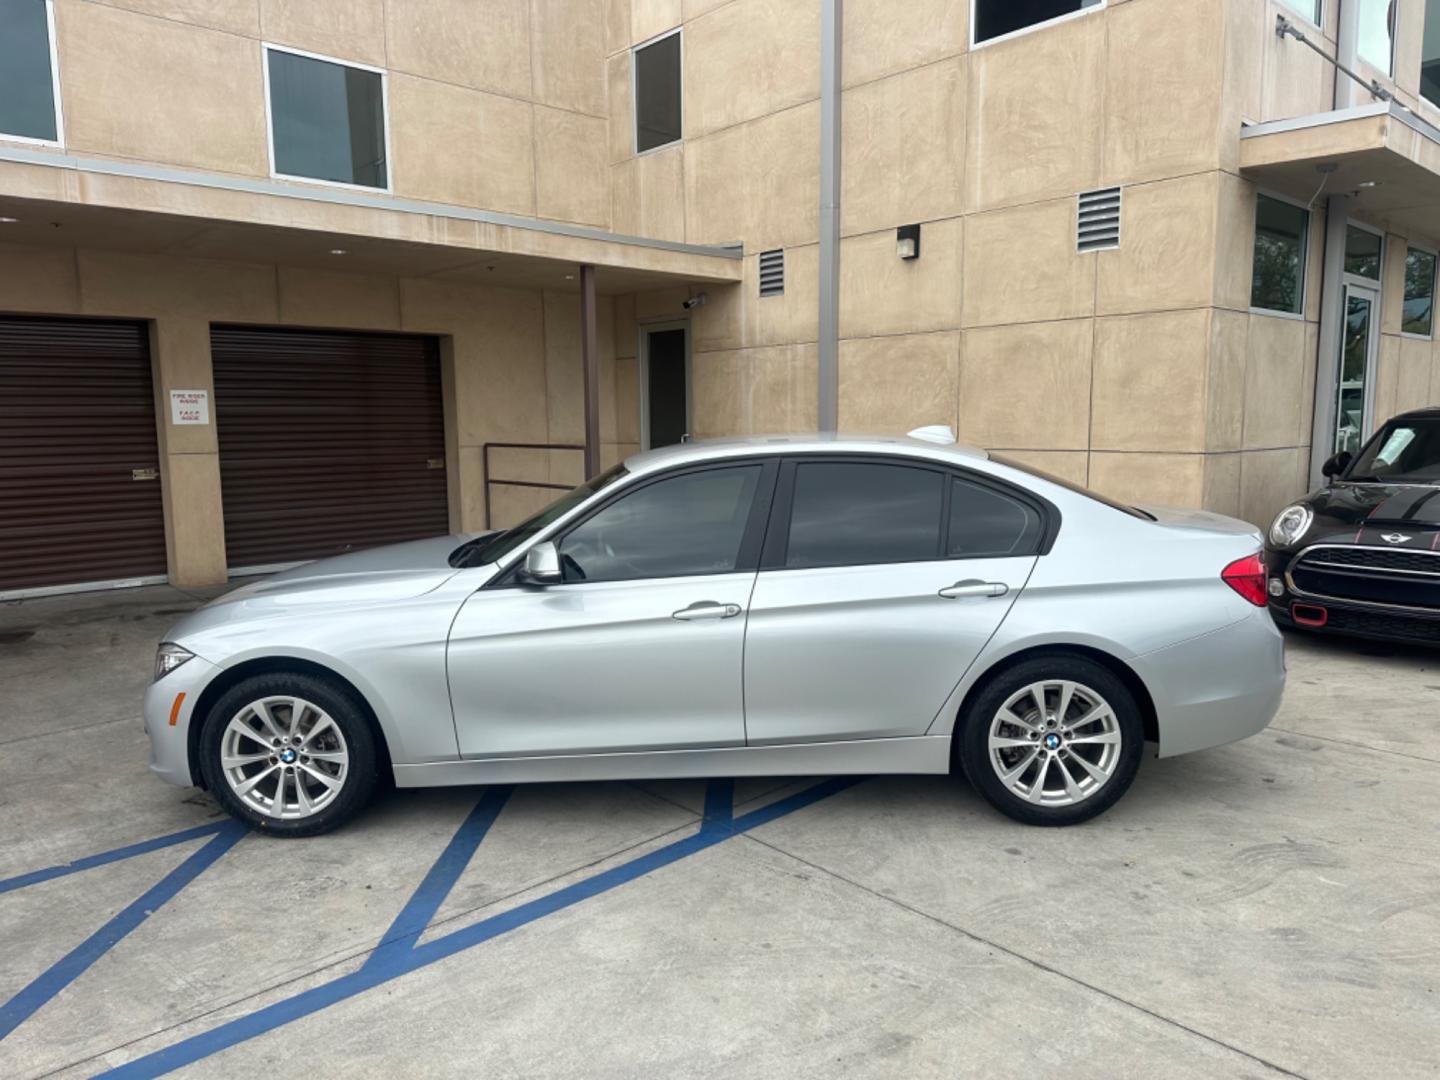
[672,601,742,621]
[939,580,1008,599]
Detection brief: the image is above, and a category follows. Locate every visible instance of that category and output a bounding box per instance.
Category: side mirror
[1321,451,1352,480]
[518,541,561,584]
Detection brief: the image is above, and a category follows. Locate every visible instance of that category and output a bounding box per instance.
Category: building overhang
[1240,101,1440,245]
[0,144,742,294]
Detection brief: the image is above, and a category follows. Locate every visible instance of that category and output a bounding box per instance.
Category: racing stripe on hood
[1366,487,1437,521]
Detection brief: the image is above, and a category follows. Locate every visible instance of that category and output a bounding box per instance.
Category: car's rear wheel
[958,656,1144,826]
[199,673,380,837]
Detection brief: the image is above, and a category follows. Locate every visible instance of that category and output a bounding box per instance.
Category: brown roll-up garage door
[0,317,167,594]
[211,326,449,569]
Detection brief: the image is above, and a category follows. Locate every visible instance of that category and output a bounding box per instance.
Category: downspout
[817,0,841,432]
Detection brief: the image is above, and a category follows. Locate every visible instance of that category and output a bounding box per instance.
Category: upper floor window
[0,0,62,146]
[634,30,681,154]
[265,45,388,190]
[1424,3,1440,109]
[1251,194,1309,315]
[1279,0,1322,26]
[1356,0,1394,76]
[971,0,1103,47]
[1404,247,1437,337]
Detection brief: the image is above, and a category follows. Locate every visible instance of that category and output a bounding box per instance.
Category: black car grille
[1290,545,1440,609]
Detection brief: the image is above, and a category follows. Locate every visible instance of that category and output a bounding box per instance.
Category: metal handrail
[480,441,585,527]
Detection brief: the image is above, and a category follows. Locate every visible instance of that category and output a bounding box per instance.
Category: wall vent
[759,248,785,297]
[1077,187,1121,252]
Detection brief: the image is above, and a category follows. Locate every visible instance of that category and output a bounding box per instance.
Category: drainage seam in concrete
[741,834,1312,1080]
[28,814,706,1080]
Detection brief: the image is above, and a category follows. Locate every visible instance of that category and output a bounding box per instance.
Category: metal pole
[580,264,600,478]
[817,0,842,432]
[1310,193,1349,487]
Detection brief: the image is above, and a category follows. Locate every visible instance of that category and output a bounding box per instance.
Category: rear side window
[949,478,1042,557]
[559,465,760,583]
[785,462,943,568]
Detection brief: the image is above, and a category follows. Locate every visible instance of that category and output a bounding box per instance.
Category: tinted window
[949,478,1041,557]
[559,466,759,583]
[634,32,682,153]
[0,0,59,143]
[786,463,942,569]
[1344,225,1382,280]
[1404,248,1436,337]
[268,49,387,189]
[1251,195,1308,314]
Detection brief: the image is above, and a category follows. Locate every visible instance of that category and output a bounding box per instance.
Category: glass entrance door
[1334,284,1379,455]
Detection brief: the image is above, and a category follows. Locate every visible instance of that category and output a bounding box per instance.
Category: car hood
[204,534,481,610]
[1278,482,1440,552]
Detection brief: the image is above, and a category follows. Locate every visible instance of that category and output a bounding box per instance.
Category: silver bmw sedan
[144,431,1285,836]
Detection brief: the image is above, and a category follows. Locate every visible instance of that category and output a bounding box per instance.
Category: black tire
[957,654,1144,827]
[199,672,381,837]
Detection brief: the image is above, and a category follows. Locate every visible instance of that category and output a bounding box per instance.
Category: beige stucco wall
[0,239,630,585]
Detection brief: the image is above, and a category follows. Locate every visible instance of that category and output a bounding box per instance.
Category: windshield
[450,464,630,568]
[1346,417,1440,484]
[990,454,1154,521]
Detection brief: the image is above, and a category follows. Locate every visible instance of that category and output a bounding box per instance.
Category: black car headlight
[1268,504,1313,548]
[154,642,195,682]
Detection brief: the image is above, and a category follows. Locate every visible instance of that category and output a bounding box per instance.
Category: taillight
[1221,552,1268,607]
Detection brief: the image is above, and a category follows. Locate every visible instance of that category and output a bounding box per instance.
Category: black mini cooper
[1264,408,1440,645]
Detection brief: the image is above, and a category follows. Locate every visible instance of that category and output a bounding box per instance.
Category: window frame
[968,0,1106,51]
[632,26,683,157]
[759,454,1058,573]
[489,457,780,589]
[0,0,65,149]
[261,41,393,194]
[1248,188,1311,320]
[1402,242,1439,341]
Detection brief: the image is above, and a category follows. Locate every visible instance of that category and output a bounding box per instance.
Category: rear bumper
[1133,606,1285,758]
[142,656,217,788]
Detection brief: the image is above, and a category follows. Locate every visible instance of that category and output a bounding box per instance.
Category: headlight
[1268,504,1313,548]
[154,643,195,682]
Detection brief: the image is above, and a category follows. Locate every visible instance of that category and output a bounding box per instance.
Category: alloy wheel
[219,696,349,820]
[987,680,1122,808]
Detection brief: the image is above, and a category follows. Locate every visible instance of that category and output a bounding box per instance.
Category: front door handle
[939,580,1008,599]
[672,601,742,621]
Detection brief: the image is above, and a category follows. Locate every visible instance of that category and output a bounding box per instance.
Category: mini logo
[1381,532,1412,545]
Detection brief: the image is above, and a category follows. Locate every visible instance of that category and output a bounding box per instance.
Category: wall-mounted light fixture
[896,223,921,260]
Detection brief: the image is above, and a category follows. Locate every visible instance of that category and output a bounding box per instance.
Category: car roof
[622,433,989,475]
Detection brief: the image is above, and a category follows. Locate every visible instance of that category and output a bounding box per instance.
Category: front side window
[634,31,681,153]
[1356,0,1395,75]
[266,47,387,189]
[1344,224,1382,279]
[1347,417,1440,483]
[559,466,760,583]
[0,0,61,144]
[785,462,943,569]
[948,478,1042,557]
[972,0,1103,46]
[1404,247,1437,337]
[1424,1,1440,108]
[1251,194,1308,315]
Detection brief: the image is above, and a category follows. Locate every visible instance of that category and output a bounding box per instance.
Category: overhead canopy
[0,145,742,294]
[1240,102,1440,246]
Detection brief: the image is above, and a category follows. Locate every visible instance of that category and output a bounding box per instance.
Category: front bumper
[1263,546,1440,646]
[142,655,218,788]
[1132,605,1286,758]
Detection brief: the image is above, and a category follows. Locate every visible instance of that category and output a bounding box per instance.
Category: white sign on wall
[170,389,210,426]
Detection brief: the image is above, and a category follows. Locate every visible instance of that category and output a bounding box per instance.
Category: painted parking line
[100,777,860,1079]
[0,821,249,1042]
[0,823,229,896]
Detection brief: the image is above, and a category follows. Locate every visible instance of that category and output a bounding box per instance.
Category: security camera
[681,293,708,310]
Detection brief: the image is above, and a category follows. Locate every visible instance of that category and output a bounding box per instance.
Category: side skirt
[392,735,953,788]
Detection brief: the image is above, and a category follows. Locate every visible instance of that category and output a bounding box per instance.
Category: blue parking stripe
[0,820,248,1041]
[0,824,227,896]
[360,785,513,970]
[99,777,860,1079]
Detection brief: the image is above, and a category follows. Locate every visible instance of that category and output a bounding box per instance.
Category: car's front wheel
[957,655,1144,826]
[199,672,380,837]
